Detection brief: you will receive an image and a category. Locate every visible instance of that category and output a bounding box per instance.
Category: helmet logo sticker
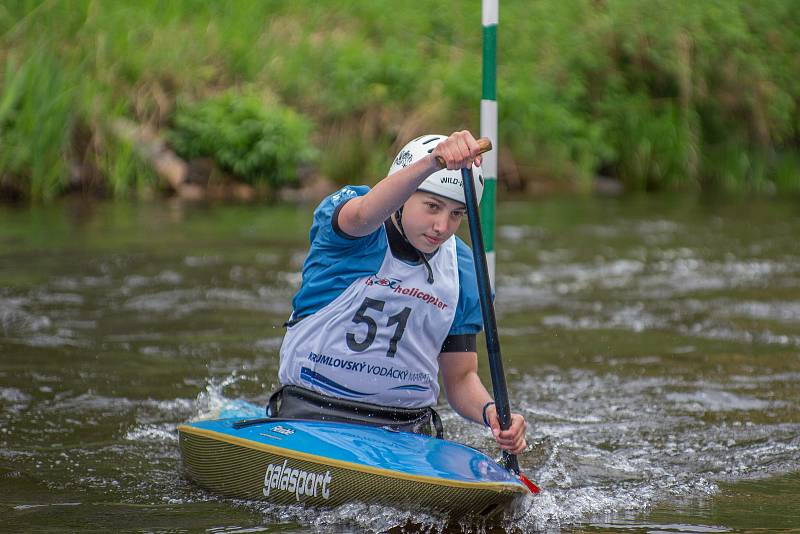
[394,149,413,168]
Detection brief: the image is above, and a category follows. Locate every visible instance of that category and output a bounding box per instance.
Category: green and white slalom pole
[481,0,498,287]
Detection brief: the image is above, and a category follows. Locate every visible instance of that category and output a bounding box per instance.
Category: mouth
[423,234,442,246]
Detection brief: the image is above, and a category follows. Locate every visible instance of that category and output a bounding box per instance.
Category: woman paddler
[272,130,527,454]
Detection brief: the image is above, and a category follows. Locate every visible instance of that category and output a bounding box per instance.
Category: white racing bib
[279,237,459,408]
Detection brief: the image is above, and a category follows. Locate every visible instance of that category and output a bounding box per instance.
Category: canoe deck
[178,418,527,518]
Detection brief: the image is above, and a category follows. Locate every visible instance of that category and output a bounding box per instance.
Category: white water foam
[124,424,178,443]
[246,500,454,534]
[192,372,264,421]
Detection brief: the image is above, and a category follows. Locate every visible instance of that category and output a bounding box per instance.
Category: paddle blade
[518,473,540,494]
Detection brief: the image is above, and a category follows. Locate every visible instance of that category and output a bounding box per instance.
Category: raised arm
[337,131,483,237]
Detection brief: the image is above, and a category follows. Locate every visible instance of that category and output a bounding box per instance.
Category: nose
[432,211,450,235]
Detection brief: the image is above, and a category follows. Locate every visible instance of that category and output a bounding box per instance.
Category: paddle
[457,138,540,494]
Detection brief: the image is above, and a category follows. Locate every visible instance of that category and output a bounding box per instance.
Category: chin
[414,239,440,254]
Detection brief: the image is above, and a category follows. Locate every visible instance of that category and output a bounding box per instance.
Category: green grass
[0,46,79,200]
[1,0,799,201]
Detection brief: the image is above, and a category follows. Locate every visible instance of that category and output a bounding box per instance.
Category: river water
[1,195,798,533]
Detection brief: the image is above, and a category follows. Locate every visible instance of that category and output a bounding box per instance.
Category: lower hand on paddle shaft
[484,405,527,455]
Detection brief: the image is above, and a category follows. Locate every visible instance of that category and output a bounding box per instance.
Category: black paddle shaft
[461,167,520,474]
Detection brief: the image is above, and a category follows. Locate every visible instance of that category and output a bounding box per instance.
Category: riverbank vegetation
[1,0,798,201]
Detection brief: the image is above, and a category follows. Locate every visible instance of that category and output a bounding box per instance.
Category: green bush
[168,92,316,189]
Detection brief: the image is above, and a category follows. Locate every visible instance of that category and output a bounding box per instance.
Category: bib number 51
[346,297,411,358]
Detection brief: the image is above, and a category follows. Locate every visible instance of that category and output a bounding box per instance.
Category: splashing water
[194,372,265,421]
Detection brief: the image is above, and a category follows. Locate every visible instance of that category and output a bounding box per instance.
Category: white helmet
[388,134,484,205]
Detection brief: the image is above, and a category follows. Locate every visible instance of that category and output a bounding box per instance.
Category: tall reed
[1,47,78,200]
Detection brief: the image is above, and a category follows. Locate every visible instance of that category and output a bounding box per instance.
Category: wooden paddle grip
[434,137,492,169]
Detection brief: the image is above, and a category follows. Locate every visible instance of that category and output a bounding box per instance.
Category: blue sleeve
[291,185,387,319]
[309,185,372,247]
[448,237,483,336]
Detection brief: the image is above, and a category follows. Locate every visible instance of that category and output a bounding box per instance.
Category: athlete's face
[401,192,466,253]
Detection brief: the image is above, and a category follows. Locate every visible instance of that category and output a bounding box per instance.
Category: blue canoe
[178,415,528,518]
